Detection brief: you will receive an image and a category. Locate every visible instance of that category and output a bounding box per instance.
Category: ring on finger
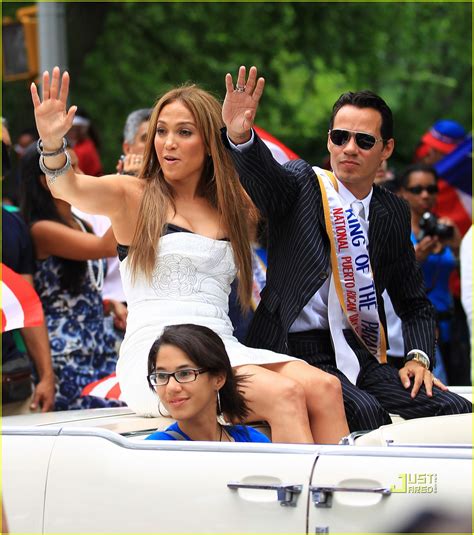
[235,84,246,92]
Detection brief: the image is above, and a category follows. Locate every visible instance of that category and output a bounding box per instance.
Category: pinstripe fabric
[225,131,436,361]
[224,130,472,426]
[288,330,472,431]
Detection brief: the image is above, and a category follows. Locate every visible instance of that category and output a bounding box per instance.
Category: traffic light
[2,5,38,82]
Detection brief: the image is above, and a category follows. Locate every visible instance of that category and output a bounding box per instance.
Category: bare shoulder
[109,176,146,244]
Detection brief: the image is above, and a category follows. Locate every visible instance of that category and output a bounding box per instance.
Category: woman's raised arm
[31,67,128,218]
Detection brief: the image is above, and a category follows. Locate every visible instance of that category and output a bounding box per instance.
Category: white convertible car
[2,389,472,534]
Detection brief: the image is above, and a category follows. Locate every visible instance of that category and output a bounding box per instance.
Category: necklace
[73,216,105,292]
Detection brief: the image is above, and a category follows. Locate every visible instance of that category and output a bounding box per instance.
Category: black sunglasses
[405,185,438,195]
[329,129,384,150]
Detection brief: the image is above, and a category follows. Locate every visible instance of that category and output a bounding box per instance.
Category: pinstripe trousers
[288,330,472,432]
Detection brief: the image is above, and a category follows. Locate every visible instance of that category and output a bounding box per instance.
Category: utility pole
[38,2,68,74]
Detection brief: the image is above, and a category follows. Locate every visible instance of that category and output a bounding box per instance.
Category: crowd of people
[2,65,472,443]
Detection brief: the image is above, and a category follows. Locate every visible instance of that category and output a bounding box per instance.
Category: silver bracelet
[36,137,67,157]
[39,151,71,184]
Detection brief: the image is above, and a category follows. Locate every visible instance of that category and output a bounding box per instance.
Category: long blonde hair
[129,84,254,309]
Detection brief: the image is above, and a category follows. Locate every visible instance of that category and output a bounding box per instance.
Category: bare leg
[264,360,349,444]
[235,364,313,443]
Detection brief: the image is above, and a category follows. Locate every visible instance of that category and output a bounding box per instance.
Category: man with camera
[399,163,463,386]
[222,66,472,431]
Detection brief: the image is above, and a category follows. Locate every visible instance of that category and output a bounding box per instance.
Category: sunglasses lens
[330,129,350,146]
[330,129,378,149]
[355,133,377,150]
[408,185,438,195]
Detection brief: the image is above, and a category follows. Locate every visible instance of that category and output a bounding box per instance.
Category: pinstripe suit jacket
[226,132,436,366]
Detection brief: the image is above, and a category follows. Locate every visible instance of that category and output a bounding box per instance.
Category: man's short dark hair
[329,90,393,142]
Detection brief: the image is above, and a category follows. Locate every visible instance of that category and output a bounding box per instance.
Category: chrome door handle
[227,482,303,507]
[310,485,391,508]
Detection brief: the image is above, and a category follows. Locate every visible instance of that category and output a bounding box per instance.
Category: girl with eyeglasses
[399,163,461,385]
[146,324,270,442]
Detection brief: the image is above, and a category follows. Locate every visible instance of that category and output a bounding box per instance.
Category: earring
[217,391,222,415]
[158,399,169,417]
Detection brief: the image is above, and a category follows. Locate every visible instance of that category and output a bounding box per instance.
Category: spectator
[2,116,16,206]
[414,119,467,165]
[460,226,472,382]
[460,226,472,332]
[117,108,152,175]
[66,108,103,176]
[19,144,123,411]
[69,149,127,351]
[2,121,55,415]
[146,324,270,442]
[13,128,38,160]
[399,163,463,384]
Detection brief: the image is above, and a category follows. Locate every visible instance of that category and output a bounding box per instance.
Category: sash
[315,167,387,382]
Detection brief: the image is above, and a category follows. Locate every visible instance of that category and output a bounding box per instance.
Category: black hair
[398,163,439,190]
[19,143,87,294]
[17,127,39,141]
[329,90,393,143]
[147,324,250,423]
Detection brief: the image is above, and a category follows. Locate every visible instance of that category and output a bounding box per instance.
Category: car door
[43,429,317,533]
[308,445,472,533]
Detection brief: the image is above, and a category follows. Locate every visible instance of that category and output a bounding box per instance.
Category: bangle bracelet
[36,137,67,157]
[39,151,71,184]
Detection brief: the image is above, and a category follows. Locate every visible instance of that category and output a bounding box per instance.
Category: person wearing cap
[414,119,467,165]
[67,108,103,176]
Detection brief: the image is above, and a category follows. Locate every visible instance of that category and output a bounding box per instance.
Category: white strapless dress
[117,232,296,416]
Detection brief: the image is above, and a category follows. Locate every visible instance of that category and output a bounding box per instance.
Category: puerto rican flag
[1,263,44,332]
[434,135,472,236]
[254,126,299,163]
[81,372,124,400]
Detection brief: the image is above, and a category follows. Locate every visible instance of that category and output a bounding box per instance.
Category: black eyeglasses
[405,185,438,195]
[147,368,208,387]
[329,129,384,150]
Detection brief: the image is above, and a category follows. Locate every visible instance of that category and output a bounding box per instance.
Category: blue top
[410,231,456,313]
[146,421,271,442]
[411,231,456,342]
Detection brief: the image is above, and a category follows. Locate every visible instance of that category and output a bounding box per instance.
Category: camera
[418,212,454,241]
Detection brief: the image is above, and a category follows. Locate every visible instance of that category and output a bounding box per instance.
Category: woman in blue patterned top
[20,144,125,411]
[146,324,270,442]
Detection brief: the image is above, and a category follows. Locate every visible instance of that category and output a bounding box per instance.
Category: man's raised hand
[223,65,265,144]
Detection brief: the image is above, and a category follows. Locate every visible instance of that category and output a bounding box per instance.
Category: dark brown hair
[147,324,250,422]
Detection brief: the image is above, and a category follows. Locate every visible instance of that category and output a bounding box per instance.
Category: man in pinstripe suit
[222,66,472,431]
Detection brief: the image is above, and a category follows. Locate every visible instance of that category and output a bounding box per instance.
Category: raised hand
[30,66,77,148]
[223,65,265,144]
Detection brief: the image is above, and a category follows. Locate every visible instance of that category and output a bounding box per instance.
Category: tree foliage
[3,1,471,174]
